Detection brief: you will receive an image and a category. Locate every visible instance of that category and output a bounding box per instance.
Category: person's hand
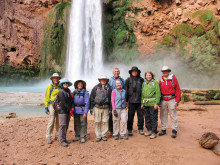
[70,108,74,116]
[154,104,158,110]
[89,109,93,115]
[83,114,87,119]
[113,110,118,117]
[45,108,49,115]
[141,105,144,109]
[175,102,179,107]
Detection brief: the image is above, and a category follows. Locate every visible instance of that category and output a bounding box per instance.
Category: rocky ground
[0,96,219,164]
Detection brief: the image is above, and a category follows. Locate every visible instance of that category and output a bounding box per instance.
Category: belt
[143,98,156,103]
[75,105,85,107]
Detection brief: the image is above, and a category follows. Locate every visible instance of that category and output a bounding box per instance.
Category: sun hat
[129,66,141,74]
[74,80,86,89]
[98,75,109,83]
[50,73,61,80]
[59,78,73,87]
[161,66,171,72]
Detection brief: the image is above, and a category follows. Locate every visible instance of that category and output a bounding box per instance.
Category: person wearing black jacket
[90,75,112,142]
[57,78,73,147]
[125,66,144,136]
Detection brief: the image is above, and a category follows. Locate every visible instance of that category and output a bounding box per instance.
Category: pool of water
[0,104,45,117]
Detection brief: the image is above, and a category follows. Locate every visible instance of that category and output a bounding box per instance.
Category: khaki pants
[46,104,59,140]
[74,114,87,138]
[94,107,109,138]
[112,108,127,136]
[160,99,178,131]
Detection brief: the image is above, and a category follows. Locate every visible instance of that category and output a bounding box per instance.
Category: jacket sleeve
[84,92,90,115]
[44,85,51,108]
[90,86,97,109]
[173,76,181,103]
[111,90,116,110]
[141,82,144,105]
[155,81,161,105]
[59,90,70,110]
[125,78,129,102]
[108,86,112,107]
[121,78,125,89]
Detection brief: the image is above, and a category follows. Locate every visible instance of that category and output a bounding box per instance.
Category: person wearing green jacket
[45,73,61,144]
[141,71,161,139]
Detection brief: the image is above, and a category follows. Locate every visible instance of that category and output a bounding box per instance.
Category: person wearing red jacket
[159,66,181,138]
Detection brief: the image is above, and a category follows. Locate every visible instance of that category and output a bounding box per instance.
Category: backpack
[53,89,73,111]
[73,89,91,109]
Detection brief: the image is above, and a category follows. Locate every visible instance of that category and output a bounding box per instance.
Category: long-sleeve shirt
[111,89,127,110]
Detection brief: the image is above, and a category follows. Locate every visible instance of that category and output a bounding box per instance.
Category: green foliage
[194,26,205,36]
[161,35,175,47]
[39,1,70,78]
[193,94,208,101]
[192,10,214,25]
[171,24,194,38]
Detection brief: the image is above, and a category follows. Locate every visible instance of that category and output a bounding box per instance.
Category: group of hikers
[44,66,181,147]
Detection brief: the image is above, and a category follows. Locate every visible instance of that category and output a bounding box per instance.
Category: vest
[94,85,110,108]
[114,89,126,109]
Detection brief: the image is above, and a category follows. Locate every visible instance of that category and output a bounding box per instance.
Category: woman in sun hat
[72,80,90,143]
[57,78,74,147]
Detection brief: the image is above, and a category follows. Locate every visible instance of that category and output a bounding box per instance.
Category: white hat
[98,75,109,83]
[50,73,61,80]
[161,66,171,72]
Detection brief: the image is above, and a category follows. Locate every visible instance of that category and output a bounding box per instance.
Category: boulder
[199,132,219,149]
[213,142,220,156]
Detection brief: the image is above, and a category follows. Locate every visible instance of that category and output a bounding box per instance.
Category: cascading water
[65,0,103,84]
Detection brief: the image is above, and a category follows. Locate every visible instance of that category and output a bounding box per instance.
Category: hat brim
[74,80,86,89]
[98,78,109,83]
[50,76,61,80]
[60,82,73,87]
[129,69,141,74]
[161,69,171,72]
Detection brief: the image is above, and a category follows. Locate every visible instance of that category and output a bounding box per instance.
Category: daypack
[53,89,73,111]
[73,90,91,109]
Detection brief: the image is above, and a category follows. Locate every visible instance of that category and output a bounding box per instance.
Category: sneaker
[60,142,68,147]
[150,133,157,139]
[139,130,144,135]
[72,137,80,142]
[144,131,152,136]
[55,137,59,141]
[171,130,177,138]
[80,138,86,143]
[120,135,128,140]
[114,136,119,140]
[102,137,108,141]
[96,138,102,142]
[47,139,52,144]
[65,140,71,144]
[128,130,133,136]
[159,130,166,136]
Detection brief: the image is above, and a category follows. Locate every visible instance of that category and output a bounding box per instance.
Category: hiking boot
[80,138,86,143]
[120,135,128,140]
[150,133,157,139]
[139,130,144,135]
[65,140,71,144]
[72,137,80,142]
[55,137,59,141]
[171,130,177,138]
[102,137,108,141]
[128,130,133,136]
[144,130,152,136]
[47,139,52,144]
[114,136,119,140]
[60,142,68,147]
[159,130,166,136]
[96,138,102,142]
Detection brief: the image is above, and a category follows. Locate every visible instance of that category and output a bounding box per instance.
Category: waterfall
[65,0,103,83]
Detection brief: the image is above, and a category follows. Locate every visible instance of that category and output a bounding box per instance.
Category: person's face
[63,82,69,89]
[132,70,138,77]
[77,82,83,90]
[162,71,169,78]
[52,77,60,84]
[113,69,120,78]
[115,81,121,89]
[146,73,152,81]
[100,79,107,85]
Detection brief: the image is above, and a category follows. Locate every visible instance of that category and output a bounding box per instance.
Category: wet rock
[199,132,219,149]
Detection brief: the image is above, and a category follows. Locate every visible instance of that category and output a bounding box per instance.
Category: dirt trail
[0,103,220,165]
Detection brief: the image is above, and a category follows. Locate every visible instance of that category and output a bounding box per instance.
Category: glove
[113,110,118,117]
[70,108,74,116]
[89,109,93,115]
[45,108,49,115]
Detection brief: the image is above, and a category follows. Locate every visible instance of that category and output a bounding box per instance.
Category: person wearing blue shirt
[108,68,125,135]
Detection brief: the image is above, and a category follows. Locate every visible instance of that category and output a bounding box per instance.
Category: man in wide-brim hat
[90,75,112,142]
[158,66,181,138]
[125,66,145,136]
[45,73,61,144]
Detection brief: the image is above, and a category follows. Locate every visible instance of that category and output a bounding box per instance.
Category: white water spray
[65,0,103,84]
